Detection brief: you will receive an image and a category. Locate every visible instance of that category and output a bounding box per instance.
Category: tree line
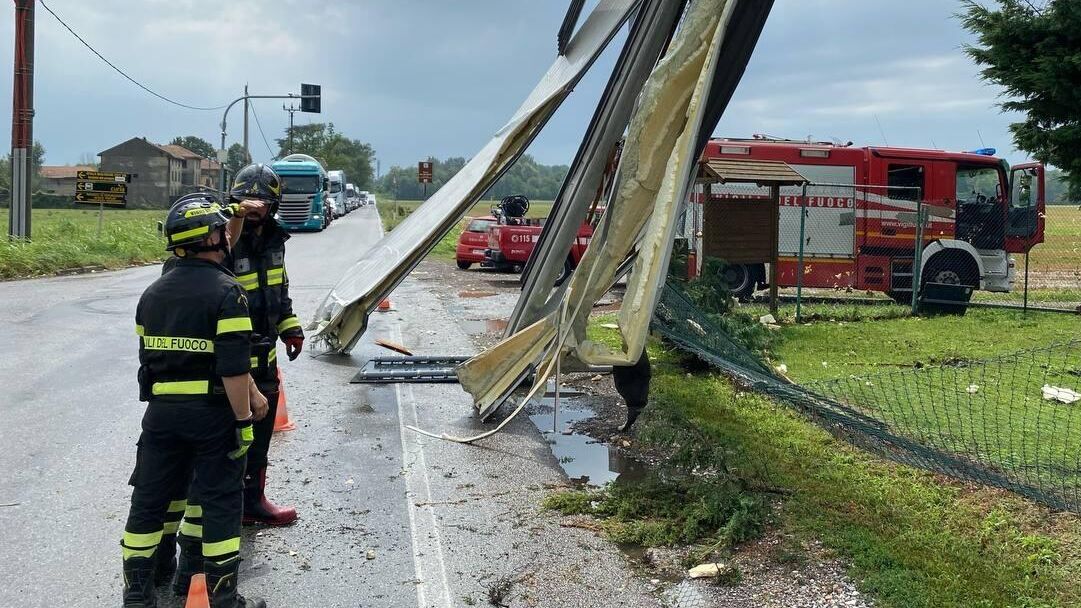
[378,154,570,201]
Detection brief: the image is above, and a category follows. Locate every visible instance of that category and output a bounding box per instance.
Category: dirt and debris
[421,259,876,607]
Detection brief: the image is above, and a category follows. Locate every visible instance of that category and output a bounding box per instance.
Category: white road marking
[382,256,451,608]
[373,203,452,606]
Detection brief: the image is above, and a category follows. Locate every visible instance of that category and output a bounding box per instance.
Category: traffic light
[300,83,321,113]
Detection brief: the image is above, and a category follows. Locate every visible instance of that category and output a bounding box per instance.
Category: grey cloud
[1,0,1033,168]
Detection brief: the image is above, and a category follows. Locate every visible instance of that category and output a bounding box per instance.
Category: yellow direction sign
[76,170,131,183]
[76,181,127,194]
[75,192,127,206]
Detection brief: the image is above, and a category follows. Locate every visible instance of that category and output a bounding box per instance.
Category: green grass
[0,208,167,279]
[567,320,1081,607]
[376,199,553,261]
[770,309,1081,501]
[971,288,1081,305]
[769,307,1079,382]
[1031,206,1081,275]
[647,357,1081,608]
[575,310,1081,606]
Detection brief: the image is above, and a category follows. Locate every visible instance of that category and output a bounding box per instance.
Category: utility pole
[283,103,299,155]
[9,0,35,240]
[242,84,250,163]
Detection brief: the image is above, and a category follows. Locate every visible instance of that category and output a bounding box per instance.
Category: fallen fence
[652,282,1081,511]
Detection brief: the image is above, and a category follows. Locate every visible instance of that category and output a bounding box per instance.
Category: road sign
[76,170,131,183]
[76,181,127,194]
[301,83,321,113]
[418,161,433,184]
[74,192,127,206]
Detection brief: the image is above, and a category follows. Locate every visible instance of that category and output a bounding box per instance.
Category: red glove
[284,336,304,361]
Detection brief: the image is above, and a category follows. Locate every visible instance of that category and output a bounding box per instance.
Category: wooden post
[769,184,780,317]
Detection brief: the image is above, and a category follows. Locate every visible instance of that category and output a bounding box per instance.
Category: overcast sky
[0,0,1031,172]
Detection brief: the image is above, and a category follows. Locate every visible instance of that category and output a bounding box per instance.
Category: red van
[455,216,498,269]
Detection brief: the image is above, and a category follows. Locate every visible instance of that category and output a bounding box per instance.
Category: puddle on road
[529,399,646,487]
[461,318,509,335]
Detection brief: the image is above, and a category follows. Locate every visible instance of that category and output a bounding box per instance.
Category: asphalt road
[0,207,658,607]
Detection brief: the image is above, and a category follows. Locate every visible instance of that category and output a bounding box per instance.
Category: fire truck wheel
[922,252,978,288]
[457,261,472,270]
[718,263,757,301]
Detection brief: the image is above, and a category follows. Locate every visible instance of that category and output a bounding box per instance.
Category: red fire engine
[692,137,1045,301]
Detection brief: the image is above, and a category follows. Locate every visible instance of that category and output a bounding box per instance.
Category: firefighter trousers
[122,401,245,565]
[175,386,278,542]
[246,386,279,476]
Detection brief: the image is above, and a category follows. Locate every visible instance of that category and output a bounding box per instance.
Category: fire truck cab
[694,137,1045,301]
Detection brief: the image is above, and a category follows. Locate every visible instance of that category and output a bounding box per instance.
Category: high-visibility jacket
[136,258,252,402]
[229,220,302,388]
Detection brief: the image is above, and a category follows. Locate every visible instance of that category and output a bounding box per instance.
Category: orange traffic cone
[377,298,392,312]
[273,368,296,432]
[184,573,209,608]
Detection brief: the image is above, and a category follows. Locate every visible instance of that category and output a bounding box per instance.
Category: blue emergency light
[967,147,996,156]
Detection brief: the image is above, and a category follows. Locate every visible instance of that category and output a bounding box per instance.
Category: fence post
[1023,251,1030,314]
[910,199,925,315]
[795,182,808,323]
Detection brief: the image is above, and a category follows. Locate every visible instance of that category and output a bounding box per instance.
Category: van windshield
[282,175,321,194]
[330,181,343,193]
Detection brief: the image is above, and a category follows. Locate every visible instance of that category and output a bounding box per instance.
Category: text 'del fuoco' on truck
[687,137,1045,301]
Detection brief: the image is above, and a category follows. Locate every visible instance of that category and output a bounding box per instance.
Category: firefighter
[122,194,268,607]
[225,163,303,526]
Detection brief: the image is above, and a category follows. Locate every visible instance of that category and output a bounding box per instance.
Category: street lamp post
[218,86,320,195]
[219,93,303,195]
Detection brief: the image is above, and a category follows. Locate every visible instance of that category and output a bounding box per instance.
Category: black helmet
[230,163,282,211]
[164,193,231,253]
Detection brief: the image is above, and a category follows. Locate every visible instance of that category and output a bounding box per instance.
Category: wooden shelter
[695,158,808,315]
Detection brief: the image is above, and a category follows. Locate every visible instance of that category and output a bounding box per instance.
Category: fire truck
[692,137,1046,301]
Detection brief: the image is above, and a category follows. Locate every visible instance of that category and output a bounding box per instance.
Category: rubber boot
[153,534,177,588]
[172,533,203,597]
[242,467,297,526]
[205,556,266,608]
[122,556,158,607]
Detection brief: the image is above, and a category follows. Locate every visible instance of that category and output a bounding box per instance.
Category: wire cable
[38,0,227,111]
[248,101,278,160]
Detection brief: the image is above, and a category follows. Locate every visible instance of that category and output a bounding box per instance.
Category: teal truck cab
[272,154,329,231]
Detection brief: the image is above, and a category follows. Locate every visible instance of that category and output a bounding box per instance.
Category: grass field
[582,313,1081,607]
[1030,206,1081,274]
[0,208,167,279]
[377,199,553,261]
[648,354,1081,608]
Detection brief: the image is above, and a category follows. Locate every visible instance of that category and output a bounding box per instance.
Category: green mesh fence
[652,282,1081,511]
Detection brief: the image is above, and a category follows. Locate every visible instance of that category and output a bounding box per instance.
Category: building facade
[98,138,222,207]
[38,165,96,196]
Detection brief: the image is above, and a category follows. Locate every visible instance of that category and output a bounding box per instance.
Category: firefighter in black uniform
[122,194,268,608]
[225,163,303,525]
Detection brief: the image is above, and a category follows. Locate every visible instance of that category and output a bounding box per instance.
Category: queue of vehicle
[269,155,368,232]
